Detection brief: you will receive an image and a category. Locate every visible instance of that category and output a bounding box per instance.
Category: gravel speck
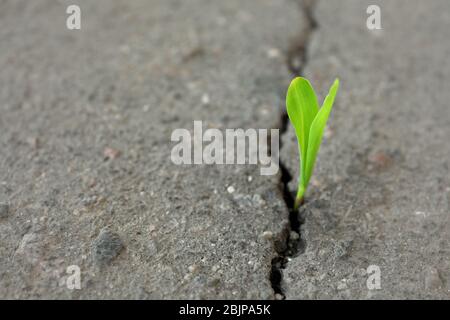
[0,203,10,219]
[289,231,299,241]
[103,147,121,160]
[201,93,210,105]
[92,228,124,266]
[147,240,158,256]
[424,266,443,290]
[188,264,198,273]
[262,231,273,240]
[266,47,281,59]
[274,293,284,300]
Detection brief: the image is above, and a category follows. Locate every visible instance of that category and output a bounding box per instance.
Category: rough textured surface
[1,0,449,300]
[281,0,450,299]
[0,0,305,298]
[91,228,124,266]
[0,203,10,219]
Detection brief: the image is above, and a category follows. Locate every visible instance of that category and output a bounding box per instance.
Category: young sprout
[286,77,339,210]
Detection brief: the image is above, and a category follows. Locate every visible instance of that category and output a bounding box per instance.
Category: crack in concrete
[270,0,318,299]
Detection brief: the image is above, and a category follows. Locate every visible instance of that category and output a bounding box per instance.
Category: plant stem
[294,185,305,211]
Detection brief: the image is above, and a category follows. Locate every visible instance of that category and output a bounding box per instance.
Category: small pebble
[310,178,321,188]
[274,293,284,300]
[104,147,121,160]
[267,48,281,58]
[92,228,124,266]
[188,264,198,273]
[415,211,428,217]
[425,267,443,290]
[262,231,273,240]
[0,203,10,219]
[26,137,40,149]
[211,265,220,272]
[201,93,210,105]
[290,231,300,241]
[81,196,97,207]
[324,127,334,139]
[227,186,235,194]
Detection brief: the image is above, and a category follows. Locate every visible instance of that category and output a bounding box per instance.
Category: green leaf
[303,78,339,188]
[286,77,319,186]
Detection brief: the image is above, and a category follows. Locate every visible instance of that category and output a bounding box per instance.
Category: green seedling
[286,77,339,210]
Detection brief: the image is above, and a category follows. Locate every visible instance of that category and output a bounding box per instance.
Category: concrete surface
[0,0,449,299]
[0,0,304,299]
[281,0,450,299]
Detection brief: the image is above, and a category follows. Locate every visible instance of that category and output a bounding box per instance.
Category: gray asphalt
[281,0,450,299]
[0,0,449,299]
[0,0,304,299]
